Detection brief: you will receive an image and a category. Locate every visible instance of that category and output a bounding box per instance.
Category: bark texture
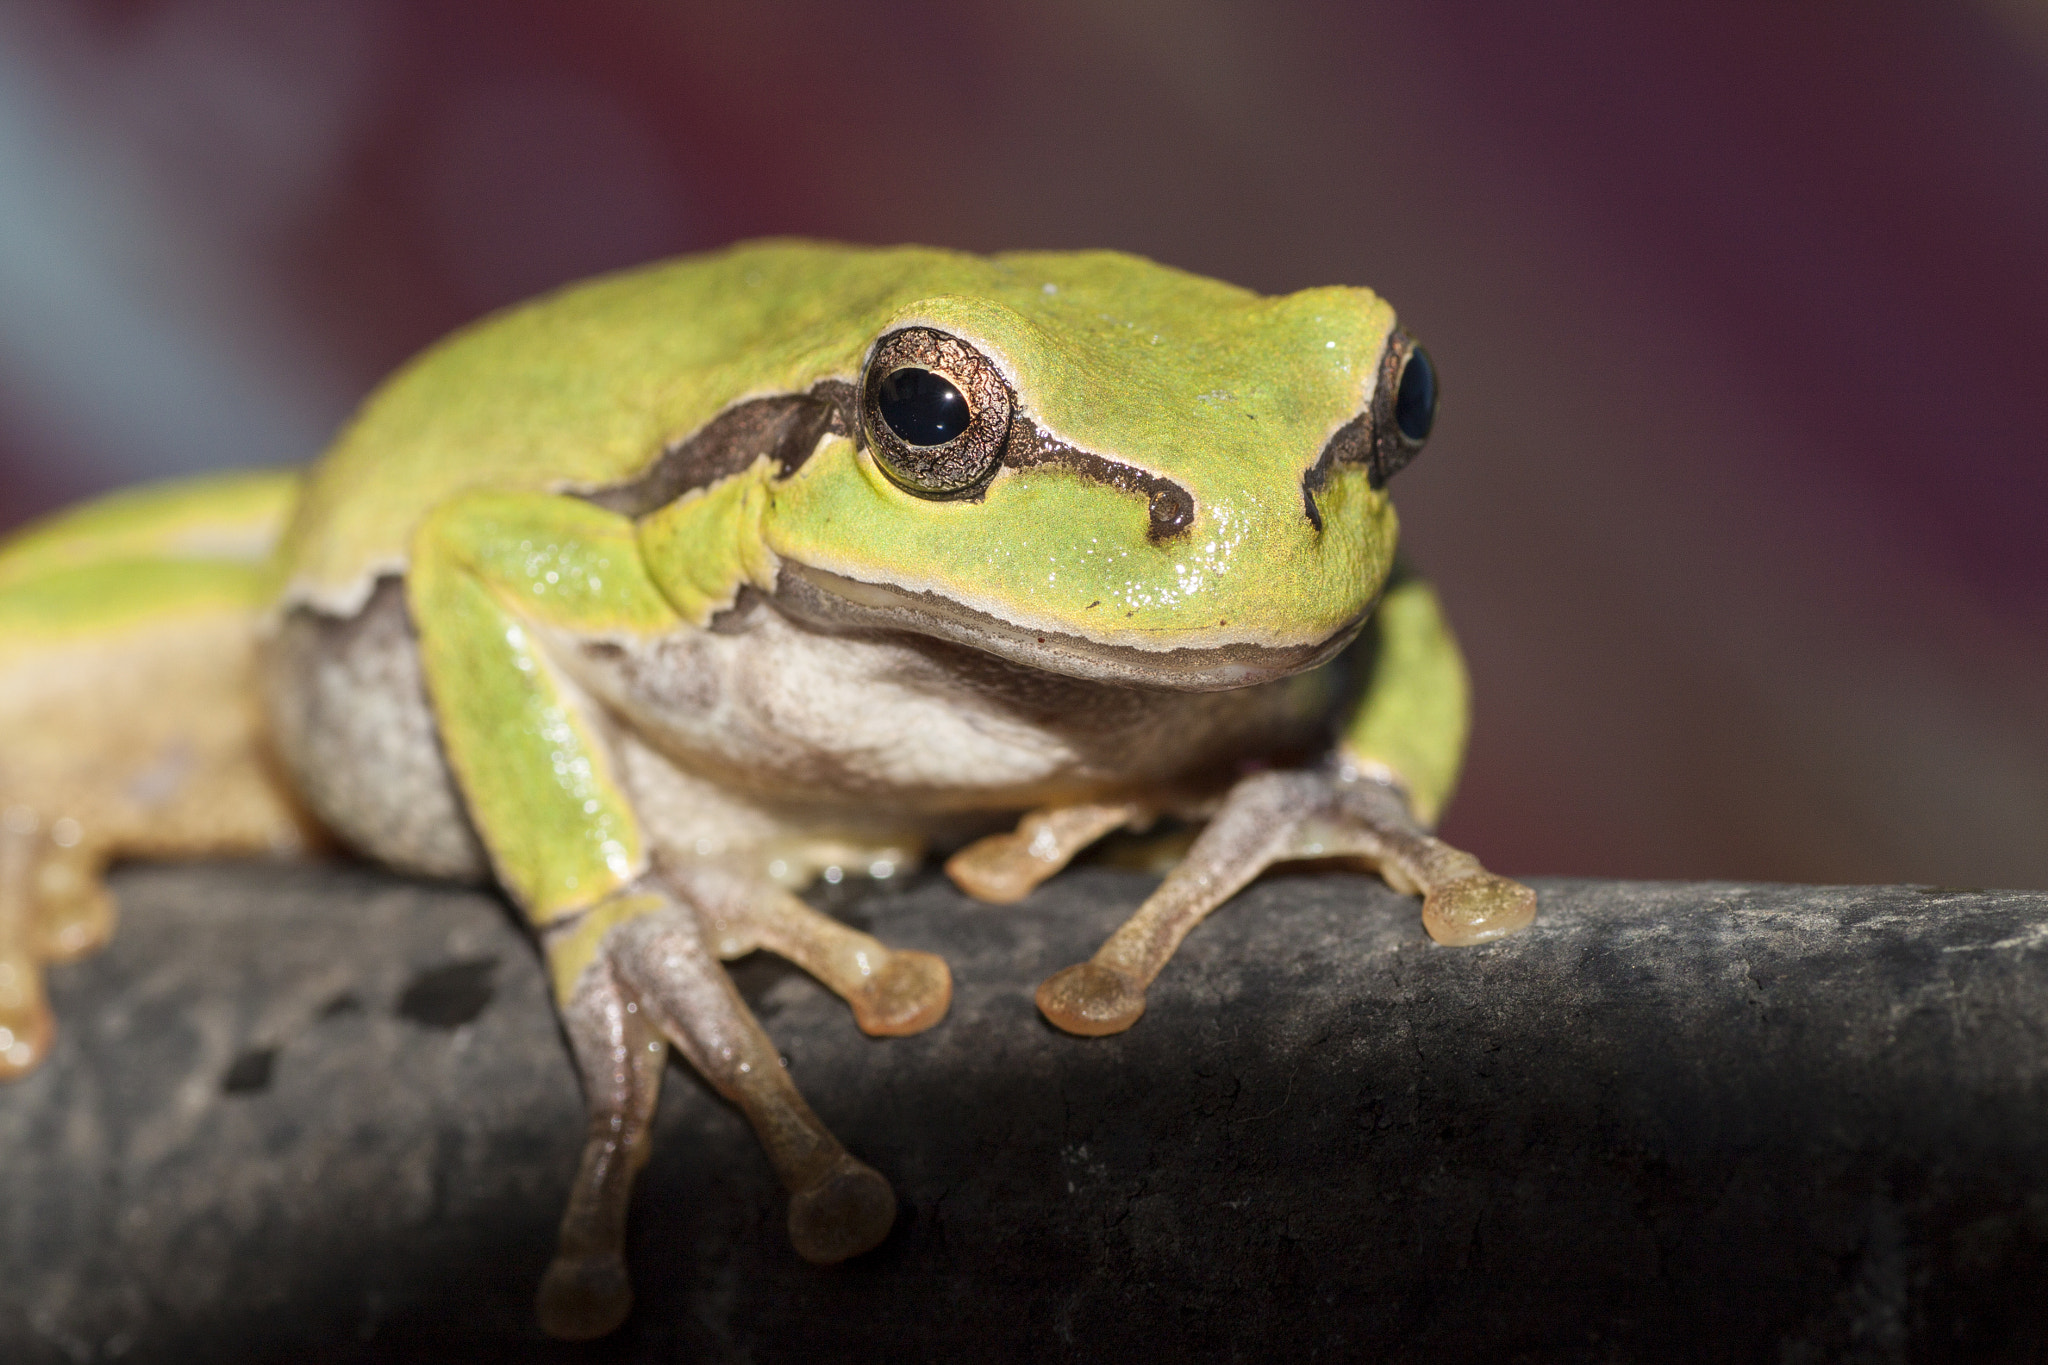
[3,862,2046,1363]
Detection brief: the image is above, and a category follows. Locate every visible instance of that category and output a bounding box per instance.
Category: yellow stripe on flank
[0,469,301,592]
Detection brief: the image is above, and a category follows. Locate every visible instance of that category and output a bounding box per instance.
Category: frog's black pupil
[877,368,971,446]
[1394,346,1437,444]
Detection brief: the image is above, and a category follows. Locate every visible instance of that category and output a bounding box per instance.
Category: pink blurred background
[1,0,2042,888]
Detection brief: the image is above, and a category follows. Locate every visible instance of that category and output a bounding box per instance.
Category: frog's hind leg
[0,571,323,1077]
[945,801,1146,904]
[539,883,898,1339]
[1035,769,1536,1036]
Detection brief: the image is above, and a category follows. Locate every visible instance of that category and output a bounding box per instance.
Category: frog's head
[748,251,1435,691]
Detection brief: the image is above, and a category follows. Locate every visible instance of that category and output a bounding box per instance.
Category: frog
[0,239,1535,1340]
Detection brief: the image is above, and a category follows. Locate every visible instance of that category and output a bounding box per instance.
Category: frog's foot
[607,899,898,1259]
[1414,869,1538,946]
[30,843,116,962]
[537,935,666,1342]
[0,951,53,1079]
[681,862,951,1037]
[1324,778,1536,946]
[1034,960,1148,1036]
[539,888,900,1340]
[1035,769,1535,1036]
[946,802,1144,904]
[0,814,111,1076]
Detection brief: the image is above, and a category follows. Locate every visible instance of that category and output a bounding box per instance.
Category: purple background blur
[2,1,2043,887]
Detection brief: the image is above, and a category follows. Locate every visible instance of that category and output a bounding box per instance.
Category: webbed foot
[540,882,904,1339]
[0,813,113,1075]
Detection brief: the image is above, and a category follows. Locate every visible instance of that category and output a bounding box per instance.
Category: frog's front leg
[538,882,896,1339]
[1036,573,1536,1036]
[533,901,667,1341]
[0,819,55,1073]
[1036,769,1534,1033]
[408,491,899,1338]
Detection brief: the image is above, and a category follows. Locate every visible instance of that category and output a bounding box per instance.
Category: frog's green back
[281,240,1396,617]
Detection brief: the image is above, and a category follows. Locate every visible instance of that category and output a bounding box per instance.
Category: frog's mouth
[772,562,1368,692]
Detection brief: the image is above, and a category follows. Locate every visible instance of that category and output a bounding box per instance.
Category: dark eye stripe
[1298,329,1440,525]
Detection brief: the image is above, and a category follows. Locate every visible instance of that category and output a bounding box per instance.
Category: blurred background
[0,0,2042,887]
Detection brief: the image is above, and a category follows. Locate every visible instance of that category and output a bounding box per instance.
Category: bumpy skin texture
[0,241,1534,1340]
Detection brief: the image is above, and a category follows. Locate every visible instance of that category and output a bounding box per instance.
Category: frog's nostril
[1147,485,1195,541]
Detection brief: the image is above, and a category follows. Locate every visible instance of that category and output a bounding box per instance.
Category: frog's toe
[788,1153,896,1264]
[946,803,1140,904]
[1036,960,1147,1036]
[536,1248,633,1341]
[1422,873,1537,946]
[33,868,116,962]
[850,949,952,1037]
[944,833,1041,903]
[0,954,54,1077]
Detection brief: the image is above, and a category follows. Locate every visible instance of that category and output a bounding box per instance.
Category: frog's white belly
[561,592,1331,805]
[264,581,1337,882]
[564,601,1078,801]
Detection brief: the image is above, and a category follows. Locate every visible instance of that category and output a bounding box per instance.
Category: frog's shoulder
[276,240,1008,614]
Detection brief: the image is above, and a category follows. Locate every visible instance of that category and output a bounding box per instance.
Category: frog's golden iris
[859,326,1012,497]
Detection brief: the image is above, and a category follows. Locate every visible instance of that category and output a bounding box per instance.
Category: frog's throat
[772,562,1369,693]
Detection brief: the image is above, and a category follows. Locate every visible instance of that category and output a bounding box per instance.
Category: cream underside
[0,612,315,861]
[265,582,1336,893]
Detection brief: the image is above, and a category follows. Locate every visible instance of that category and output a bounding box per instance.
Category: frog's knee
[1035,960,1146,1036]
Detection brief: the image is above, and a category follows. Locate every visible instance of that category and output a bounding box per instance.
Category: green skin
[0,240,1532,1339]
[283,241,1449,941]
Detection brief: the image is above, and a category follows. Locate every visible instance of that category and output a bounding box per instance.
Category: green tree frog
[0,240,1534,1339]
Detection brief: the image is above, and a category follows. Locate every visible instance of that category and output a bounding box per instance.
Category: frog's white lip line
[774,562,1365,692]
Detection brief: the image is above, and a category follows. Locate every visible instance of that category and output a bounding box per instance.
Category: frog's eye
[862,328,1013,496]
[1366,330,1437,485]
[877,368,971,446]
[1394,345,1437,445]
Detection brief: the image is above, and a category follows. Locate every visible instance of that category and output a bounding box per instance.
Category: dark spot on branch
[222,1047,277,1096]
[397,958,498,1030]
